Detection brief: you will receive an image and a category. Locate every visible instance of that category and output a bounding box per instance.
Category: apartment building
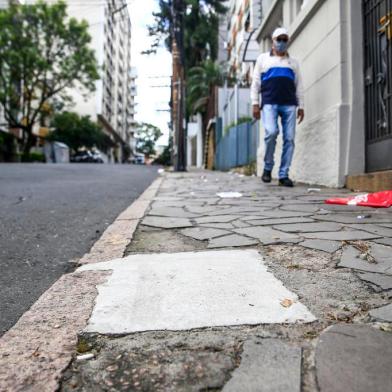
[46,0,137,163]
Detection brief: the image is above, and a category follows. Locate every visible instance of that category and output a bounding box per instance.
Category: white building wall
[255,0,365,187]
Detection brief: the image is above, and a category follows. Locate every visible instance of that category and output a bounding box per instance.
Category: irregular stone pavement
[60,171,392,392]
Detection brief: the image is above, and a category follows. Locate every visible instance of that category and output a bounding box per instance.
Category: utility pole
[171,0,186,171]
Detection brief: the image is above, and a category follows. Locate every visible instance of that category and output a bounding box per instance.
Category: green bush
[224,116,253,134]
[21,152,45,163]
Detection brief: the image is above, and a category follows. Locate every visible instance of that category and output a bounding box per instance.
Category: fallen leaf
[280,298,294,308]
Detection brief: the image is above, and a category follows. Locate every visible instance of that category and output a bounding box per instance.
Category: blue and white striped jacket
[251,51,304,108]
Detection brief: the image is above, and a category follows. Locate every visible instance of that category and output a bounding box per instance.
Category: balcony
[129,67,138,79]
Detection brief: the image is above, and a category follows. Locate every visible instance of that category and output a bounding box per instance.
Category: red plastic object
[325,190,392,208]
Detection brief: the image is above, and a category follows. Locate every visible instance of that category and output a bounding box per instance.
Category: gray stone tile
[254,210,314,219]
[280,204,321,213]
[142,216,193,229]
[234,227,301,245]
[199,223,235,230]
[320,204,376,213]
[314,214,392,224]
[302,230,380,241]
[300,239,341,253]
[180,227,230,241]
[316,324,392,392]
[208,207,265,216]
[373,238,392,247]
[370,303,392,322]
[338,245,392,274]
[348,224,392,238]
[148,207,197,218]
[247,217,315,226]
[273,222,343,233]
[223,339,301,392]
[207,234,258,248]
[186,205,225,214]
[195,215,241,224]
[358,272,392,290]
[232,220,252,228]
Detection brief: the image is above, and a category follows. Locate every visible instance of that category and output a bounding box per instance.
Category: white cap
[272,27,289,40]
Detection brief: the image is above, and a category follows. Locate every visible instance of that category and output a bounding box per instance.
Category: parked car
[91,150,104,163]
[71,150,104,163]
[130,153,145,165]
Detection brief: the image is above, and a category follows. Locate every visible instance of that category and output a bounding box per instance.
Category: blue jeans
[262,104,297,179]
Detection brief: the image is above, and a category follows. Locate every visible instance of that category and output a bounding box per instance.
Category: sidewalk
[2,171,392,391]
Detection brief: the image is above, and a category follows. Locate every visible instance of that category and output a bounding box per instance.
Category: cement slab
[299,239,341,253]
[234,227,301,245]
[315,324,392,392]
[314,214,392,224]
[253,210,314,219]
[195,215,241,224]
[338,245,392,274]
[148,207,197,218]
[207,234,259,248]
[247,217,315,226]
[223,339,301,392]
[77,250,316,334]
[373,238,392,247]
[180,227,230,241]
[142,216,193,229]
[302,230,380,241]
[348,224,392,238]
[273,222,342,233]
[358,272,392,290]
[199,223,235,230]
[369,303,392,322]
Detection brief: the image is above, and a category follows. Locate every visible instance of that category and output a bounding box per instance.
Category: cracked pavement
[58,171,392,392]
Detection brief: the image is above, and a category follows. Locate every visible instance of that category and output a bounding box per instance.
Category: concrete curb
[0,175,163,392]
[78,175,163,265]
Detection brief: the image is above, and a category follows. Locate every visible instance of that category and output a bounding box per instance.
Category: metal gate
[363,0,392,172]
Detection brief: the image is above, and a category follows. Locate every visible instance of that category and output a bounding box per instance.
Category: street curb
[78,175,164,265]
[0,175,163,392]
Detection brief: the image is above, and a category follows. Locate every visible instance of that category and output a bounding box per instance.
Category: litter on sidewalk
[325,190,392,208]
[216,192,243,198]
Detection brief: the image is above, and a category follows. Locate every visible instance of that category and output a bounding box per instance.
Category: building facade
[48,0,137,162]
[217,0,391,189]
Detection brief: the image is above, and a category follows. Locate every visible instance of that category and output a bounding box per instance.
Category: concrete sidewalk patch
[77,249,316,334]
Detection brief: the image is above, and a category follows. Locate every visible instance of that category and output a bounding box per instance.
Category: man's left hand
[297,109,304,124]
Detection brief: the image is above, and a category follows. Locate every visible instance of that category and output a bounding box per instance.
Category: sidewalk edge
[78,175,164,265]
[0,175,164,392]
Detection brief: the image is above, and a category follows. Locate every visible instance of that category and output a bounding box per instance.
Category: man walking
[251,27,304,187]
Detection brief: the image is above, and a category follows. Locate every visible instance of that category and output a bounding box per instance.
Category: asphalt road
[0,163,157,335]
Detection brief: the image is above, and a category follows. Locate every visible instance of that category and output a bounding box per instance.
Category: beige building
[254,0,392,189]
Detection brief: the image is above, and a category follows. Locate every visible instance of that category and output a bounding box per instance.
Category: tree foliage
[135,122,163,157]
[146,0,227,71]
[47,111,113,153]
[187,60,224,114]
[0,0,99,156]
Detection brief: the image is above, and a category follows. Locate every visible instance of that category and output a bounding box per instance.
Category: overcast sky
[128,0,171,146]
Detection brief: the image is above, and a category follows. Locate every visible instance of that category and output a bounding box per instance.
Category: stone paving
[61,171,392,392]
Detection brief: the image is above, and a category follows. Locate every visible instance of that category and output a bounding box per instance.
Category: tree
[146,0,227,72]
[153,136,172,166]
[136,122,163,157]
[187,60,224,115]
[0,1,99,158]
[47,111,114,153]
